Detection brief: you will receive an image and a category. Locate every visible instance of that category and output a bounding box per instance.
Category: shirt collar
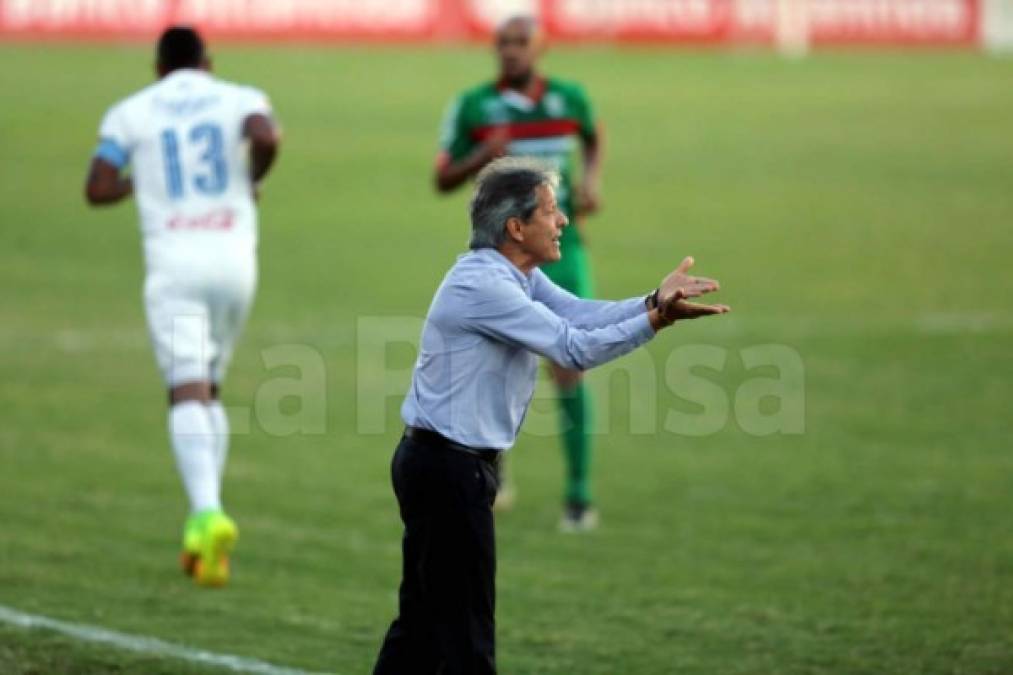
[471,247,532,289]
[164,68,211,82]
[495,75,547,105]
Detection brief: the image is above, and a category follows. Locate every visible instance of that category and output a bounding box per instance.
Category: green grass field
[1,43,1012,674]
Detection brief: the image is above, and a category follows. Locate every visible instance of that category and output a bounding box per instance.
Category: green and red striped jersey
[437,76,596,235]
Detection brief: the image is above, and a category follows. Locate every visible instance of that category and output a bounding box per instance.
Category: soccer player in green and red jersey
[434,15,604,531]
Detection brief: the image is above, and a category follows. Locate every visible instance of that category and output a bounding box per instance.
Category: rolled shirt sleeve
[465,275,654,371]
[530,268,647,329]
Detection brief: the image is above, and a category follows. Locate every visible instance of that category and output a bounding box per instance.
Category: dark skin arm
[243,112,280,187]
[434,127,510,193]
[84,158,132,206]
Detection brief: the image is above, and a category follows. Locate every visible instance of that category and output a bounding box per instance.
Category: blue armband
[94,138,129,169]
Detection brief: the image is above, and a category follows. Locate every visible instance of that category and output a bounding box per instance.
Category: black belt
[404,426,501,465]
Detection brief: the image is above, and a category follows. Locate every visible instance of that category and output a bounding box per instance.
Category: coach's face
[518,184,568,265]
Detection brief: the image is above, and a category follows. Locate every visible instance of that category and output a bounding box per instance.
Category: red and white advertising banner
[0,0,446,40]
[541,0,743,43]
[536,0,980,45]
[0,0,983,46]
[803,0,979,44]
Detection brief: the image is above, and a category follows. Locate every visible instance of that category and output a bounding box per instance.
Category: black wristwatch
[646,288,660,310]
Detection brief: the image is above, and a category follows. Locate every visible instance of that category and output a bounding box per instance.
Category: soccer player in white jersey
[84,27,280,587]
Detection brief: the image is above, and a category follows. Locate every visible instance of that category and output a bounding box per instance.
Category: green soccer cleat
[180,510,239,583]
[192,510,239,588]
[179,512,204,577]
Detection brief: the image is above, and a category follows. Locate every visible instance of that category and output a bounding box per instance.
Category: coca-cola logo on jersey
[167,209,235,231]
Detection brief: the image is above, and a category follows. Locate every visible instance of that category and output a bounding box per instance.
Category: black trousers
[373,431,500,675]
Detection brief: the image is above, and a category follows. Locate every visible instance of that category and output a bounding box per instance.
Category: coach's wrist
[645,288,659,311]
[647,307,671,332]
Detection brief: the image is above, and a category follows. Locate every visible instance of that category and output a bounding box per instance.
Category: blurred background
[1,1,1012,674]
[1,0,1012,51]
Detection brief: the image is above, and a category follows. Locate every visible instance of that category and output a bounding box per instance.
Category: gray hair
[469,156,559,250]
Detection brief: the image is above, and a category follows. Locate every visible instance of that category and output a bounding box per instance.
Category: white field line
[0,604,335,675]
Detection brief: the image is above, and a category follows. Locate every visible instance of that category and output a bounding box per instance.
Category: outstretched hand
[655,257,730,325]
[658,256,719,304]
[660,288,731,323]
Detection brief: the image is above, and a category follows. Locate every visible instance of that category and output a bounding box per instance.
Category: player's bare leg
[170,381,237,586]
[550,362,598,532]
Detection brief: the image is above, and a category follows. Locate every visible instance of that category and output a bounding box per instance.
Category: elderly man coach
[373,157,729,675]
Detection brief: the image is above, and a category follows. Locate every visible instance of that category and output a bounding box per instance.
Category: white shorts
[144,262,257,387]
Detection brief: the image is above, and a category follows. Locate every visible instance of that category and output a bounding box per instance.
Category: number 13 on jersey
[160,122,228,199]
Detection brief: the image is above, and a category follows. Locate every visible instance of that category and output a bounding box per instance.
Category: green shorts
[541,238,594,299]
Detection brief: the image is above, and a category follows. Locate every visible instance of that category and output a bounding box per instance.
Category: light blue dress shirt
[401,248,655,450]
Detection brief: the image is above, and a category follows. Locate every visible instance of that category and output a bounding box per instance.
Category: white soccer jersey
[95,69,272,273]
